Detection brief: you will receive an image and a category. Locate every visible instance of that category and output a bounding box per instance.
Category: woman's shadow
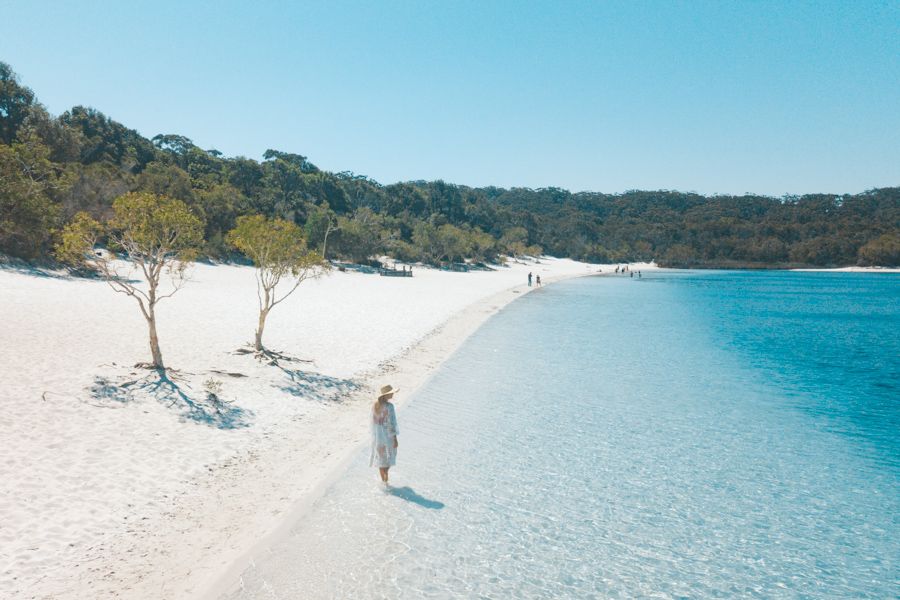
[387,486,445,510]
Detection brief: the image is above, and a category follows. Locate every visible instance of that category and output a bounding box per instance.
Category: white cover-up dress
[370,402,399,468]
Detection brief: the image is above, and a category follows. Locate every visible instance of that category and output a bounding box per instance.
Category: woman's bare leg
[379,467,388,482]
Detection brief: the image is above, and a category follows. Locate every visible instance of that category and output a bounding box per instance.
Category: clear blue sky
[2,0,898,196]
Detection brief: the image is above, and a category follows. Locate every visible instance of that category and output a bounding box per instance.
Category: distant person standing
[536,275,542,286]
[528,272,533,287]
[371,385,399,486]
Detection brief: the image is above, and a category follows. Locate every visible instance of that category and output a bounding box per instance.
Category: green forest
[2,62,898,268]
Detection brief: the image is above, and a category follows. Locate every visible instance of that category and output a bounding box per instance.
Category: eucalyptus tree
[227,214,329,351]
[0,129,64,257]
[303,204,339,259]
[0,61,36,144]
[56,192,204,370]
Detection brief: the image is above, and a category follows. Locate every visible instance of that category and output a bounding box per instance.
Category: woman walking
[370,384,399,486]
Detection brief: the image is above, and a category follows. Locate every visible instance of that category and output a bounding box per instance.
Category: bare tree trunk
[255,308,269,351]
[322,224,333,260]
[147,309,165,370]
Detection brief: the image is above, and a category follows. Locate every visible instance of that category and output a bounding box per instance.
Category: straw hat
[378,384,399,400]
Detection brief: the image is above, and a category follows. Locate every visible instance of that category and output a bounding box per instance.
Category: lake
[227,271,899,599]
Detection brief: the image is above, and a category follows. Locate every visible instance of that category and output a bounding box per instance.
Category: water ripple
[228,272,900,599]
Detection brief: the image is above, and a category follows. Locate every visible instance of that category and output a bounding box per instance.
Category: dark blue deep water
[230,271,899,599]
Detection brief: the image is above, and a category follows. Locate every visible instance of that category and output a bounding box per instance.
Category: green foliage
[388,238,419,263]
[195,183,247,257]
[468,227,498,263]
[858,233,900,266]
[23,104,83,163]
[109,192,204,263]
[152,134,196,156]
[303,204,338,256]
[500,227,529,258]
[60,106,158,171]
[408,221,496,265]
[2,63,898,269]
[0,130,67,257]
[135,162,194,202]
[661,244,696,267]
[227,214,323,274]
[263,149,319,173]
[55,211,103,267]
[411,221,442,265]
[59,161,132,221]
[524,244,543,258]
[56,193,205,269]
[332,207,385,264]
[0,62,36,144]
[437,224,473,263]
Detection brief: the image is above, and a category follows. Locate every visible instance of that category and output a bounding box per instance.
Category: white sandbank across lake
[0,258,655,599]
[790,266,900,273]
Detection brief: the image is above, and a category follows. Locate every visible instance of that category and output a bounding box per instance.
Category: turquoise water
[228,271,899,599]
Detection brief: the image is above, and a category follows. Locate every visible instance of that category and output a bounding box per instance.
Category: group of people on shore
[527,272,542,287]
[615,265,642,278]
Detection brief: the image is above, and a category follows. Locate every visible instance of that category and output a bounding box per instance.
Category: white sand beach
[0,258,656,599]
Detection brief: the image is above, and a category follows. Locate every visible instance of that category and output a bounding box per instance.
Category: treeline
[2,62,898,268]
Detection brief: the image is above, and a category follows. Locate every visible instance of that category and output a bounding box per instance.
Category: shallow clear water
[228,271,899,599]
